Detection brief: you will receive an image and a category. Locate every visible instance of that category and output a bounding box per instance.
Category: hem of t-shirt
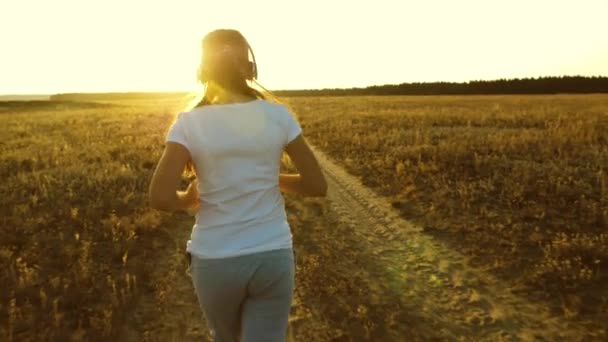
[187,241,293,260]
[286,131,302,145]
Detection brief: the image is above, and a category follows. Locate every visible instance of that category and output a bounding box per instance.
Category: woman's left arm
[148,142,199,212]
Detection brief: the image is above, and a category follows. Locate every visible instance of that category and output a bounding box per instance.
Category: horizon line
[2,75,607,97]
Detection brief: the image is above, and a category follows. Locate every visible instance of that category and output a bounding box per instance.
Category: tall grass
[0,101,183,341]
[287,94,608,320]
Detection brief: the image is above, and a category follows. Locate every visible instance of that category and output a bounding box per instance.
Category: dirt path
[308,145,591,341]
[129,146,593,341]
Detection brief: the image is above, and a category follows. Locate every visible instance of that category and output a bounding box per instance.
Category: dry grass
[1,94,607,339]
[285,94,608,321]
[0,100,185,341]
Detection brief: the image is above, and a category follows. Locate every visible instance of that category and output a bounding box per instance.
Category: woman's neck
[205,83,256,105]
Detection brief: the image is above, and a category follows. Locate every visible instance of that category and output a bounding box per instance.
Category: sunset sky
[1,0,607,95]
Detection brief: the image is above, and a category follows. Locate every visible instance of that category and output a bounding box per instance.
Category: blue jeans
[189,248,295,342]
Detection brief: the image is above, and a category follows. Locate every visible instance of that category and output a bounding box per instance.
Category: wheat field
[1,94,606,340]
[287,95,608,320]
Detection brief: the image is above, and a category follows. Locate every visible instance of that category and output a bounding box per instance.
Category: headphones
[246,39,258,80]
[198,36,258,83]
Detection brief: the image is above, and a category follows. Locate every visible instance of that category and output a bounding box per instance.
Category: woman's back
[148,28,326,342]
[167,99,302,258]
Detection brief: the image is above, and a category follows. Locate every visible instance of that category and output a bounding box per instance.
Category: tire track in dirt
[127,145,591,341]
[310,145,590,341]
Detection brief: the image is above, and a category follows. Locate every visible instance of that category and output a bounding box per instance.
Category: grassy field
[0,94,606,340]
[0,100,185,340]
[286,95,608,319]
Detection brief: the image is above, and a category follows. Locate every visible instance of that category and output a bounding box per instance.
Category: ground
[1,95,606,341]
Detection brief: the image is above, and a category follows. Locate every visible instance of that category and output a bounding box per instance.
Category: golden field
[1,94,606,340]
[287,95,607,318]
[1,100,181,340]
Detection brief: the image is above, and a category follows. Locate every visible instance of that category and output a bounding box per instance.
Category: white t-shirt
[165,99,302,259]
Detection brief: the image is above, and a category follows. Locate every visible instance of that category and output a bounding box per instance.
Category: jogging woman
[148,29,327,341]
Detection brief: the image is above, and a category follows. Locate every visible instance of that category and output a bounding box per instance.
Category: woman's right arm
[279,134,328,197]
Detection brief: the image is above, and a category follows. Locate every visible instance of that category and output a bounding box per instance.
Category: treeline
[274,76,608,96]
[49,76,608,101]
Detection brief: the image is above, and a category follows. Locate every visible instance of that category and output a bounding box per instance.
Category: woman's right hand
[184,179,200,215]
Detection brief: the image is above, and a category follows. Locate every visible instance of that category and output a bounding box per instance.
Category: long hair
[181,29,295,177]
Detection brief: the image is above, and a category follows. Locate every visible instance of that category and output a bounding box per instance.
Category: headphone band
[244,38,258,80]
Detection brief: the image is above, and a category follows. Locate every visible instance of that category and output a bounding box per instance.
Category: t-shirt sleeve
[284,109,302,145]
[165,112,190,151]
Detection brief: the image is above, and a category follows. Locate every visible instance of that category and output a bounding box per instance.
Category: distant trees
[274,76,608,96]
[48,76,608,101]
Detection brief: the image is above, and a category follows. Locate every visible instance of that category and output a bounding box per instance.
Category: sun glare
[1,0,607,95]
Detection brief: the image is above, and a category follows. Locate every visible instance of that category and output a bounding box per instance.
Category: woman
[148,29,327,341]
